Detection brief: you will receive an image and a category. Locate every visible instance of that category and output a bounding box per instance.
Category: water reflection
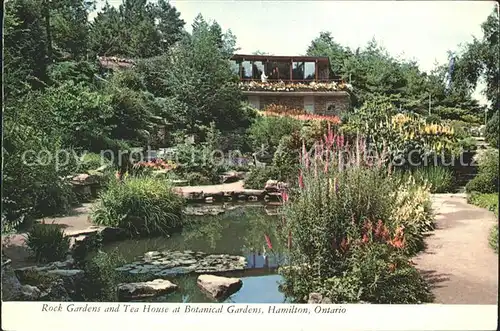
[105,204,288,303]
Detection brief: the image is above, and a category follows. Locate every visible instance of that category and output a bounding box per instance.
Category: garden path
[414,193,498,304]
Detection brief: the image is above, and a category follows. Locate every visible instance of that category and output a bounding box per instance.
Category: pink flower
[281,190,289,203]
[298,171,304,189]
[264,234,273,250]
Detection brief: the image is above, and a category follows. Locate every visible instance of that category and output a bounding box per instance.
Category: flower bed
[239,81,351,92]
[277,126,434,304]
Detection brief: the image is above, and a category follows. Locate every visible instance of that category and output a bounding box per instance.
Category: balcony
[238,80,352,93]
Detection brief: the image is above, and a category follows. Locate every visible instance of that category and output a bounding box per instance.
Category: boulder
[39,279,72,301]
[264,180,279,192]
[2,260,23,300]
[46,269,84,278]
[20,285,41,300]
[307,292,332,304]
[222,171,241,184]
[71,173,98,185]
[117,279,178,300]
[197,274,242,301]
[99,226,128,242]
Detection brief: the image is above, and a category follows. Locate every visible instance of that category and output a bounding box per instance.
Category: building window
[292,62,304,80]
[230,60,240,76]
[269,61,291,81]
[304,62,315,80]
[252,61,265,80]
[242,61,252,79]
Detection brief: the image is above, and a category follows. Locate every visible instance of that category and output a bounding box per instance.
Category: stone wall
[260,96,304,109]
[315,95,351,115]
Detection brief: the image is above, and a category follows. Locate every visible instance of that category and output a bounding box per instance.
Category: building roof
[231,54,330,63]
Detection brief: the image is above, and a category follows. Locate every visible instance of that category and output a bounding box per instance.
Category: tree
[4,0,49,100]
[88,0,184,58]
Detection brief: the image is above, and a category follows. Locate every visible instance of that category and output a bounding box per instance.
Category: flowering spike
[264,234,273,250]
[298,170,304,189]
[281,190,289,203]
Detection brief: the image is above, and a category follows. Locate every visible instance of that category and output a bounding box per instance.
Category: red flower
[281,190,289,203]
[362,233,369,244]
[264,234,273,250]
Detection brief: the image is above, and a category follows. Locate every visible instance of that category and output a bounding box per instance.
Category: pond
[103,204,290,303]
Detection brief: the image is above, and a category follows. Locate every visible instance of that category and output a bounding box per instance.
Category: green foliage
[79,250,125,301]
[248,115,302,156]
[489,224,498,254]
[88,0,185,58]
[91,176,185,236]
[306,31,486,119]
[485,111,499,147]
[72,232,104,268]
[467,193,499,217]
[4,0,48,100]
[279,127,434,303]
[394,167,454,194]
[79,152,113,173]
[466,149,499,194]
[244,166,281,190]
[467,192,499,254]
[25,223,71,263]
[2,118,78,224]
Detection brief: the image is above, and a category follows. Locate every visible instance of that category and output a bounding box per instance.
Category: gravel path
[414,193,498,304]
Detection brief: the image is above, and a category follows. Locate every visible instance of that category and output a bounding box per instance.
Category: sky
[91,0,497,105]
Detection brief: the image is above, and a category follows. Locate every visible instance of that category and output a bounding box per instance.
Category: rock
[264,180,279,192]
[2,261,23,300]
[307,292,332,304]
[39,279,72,301]
[197,274,242,301]
[71,173,98,185]
[20,285,41,300]
[99,227,128,242]
[50,256,75,269]
[118,279,177,300]
[308,293,323,304]
[47,269,84,278]
[222,171,241,183]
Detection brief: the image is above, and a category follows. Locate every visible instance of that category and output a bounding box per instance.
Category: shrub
[79,153,113,173]
[389,177,434,255]
[279,127,433,303]
[79,250,124,301]
[91,176,185,236]
[394,166,454,193]
[185,172,213,186]
[485,110,499,148]
[244,166,281,189]
[25,222,70,263]
[247,115,302,155]
[489,224,498,254]
[72,232,104,268]
[466,149,499,194]
[467,193,499,216]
